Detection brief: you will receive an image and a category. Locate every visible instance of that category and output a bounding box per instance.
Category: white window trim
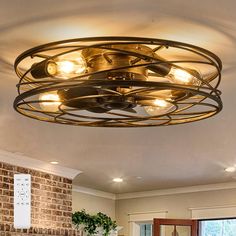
[190,205,236,219]
[128,211,168,236]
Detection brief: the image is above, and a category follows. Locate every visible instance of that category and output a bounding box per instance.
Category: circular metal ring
[14,37,222,127]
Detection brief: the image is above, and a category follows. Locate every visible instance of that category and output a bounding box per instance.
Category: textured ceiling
[0,0,236,193]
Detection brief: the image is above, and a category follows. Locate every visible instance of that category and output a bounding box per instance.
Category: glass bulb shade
[168,67,200,85]
[47,56,87,79]
[145,99,174,116]
[153,99,169,107]
[57,61,76,74]
[39,92,61,112]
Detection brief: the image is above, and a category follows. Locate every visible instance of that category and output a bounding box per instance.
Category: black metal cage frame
[14,37,222,127]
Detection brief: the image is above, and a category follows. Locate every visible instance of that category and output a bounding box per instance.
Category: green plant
[72,209,117,236]
[96,212,117,236]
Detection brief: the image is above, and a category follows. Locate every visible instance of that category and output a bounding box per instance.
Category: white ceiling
[0,0,236,193]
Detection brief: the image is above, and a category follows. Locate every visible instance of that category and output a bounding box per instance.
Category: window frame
[140,223,153,236]
[198,217,236,236]
[128,211,167,236]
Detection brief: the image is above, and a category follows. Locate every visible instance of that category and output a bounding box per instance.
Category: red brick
[0,161,74,233]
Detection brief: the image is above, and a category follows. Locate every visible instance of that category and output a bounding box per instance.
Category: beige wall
[115,188,236,236]
[72,191,116,219]
[72,188,236,236]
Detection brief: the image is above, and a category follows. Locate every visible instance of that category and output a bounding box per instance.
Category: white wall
[115,188,236,236]
[72,190,116,219]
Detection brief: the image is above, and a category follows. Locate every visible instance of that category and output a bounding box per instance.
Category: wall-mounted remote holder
[14,174,31,229]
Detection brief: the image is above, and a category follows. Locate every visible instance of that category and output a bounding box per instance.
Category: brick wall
[0,161,80,236]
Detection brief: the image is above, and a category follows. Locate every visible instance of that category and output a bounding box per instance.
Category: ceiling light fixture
[224,166,236,173]
[113,178,123,183]
[50,161,59,165]
[136,176,143,180]
[13,37,222,127]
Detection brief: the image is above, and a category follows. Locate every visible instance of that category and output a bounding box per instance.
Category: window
[200,219,236,236]
[128,211,167,236]
[140,223,152,236]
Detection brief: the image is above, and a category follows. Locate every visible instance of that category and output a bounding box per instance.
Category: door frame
[153,218,198,236]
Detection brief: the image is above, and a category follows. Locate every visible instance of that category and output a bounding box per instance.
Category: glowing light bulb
[48,56,87,79]
[74,57,87,74]
[31,54,87,79]
[50,161,59,165]
[39,92,61,112]
[168,67,199,85]
[57,61,76,74]
[153,99,169,107]
[145,99,174,116]
[113,178,123,183]
[46,62,57,76]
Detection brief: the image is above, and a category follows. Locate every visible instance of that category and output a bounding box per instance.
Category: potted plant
[72,210,120,236]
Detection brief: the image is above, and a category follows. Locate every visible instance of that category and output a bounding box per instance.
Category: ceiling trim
[72,182,236,200]
[73,185,116,200]
[0,149,82,179]
[190,204,236,219]
[116,182,236,200]
[189,204,236,211]
[128,210,168,222]
[128,210,168,215]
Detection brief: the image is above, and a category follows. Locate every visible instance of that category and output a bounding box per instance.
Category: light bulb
[46,61,57,76]
[39,92,61,112]
[31,54,87,79]
[168,67,199,85]
[145,99,174,116]
[47,56,87,79]
[57,61,76,74]
[74,57,87,74]
[153,99,169,107]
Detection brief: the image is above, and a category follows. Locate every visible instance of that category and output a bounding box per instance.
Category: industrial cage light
[14,37,222,127]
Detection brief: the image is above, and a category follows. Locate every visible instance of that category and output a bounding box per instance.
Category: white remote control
[14,174,31,229]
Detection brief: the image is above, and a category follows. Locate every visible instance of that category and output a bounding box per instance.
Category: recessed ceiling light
[136,176,142,179]
[225,166,236,173]
[50,161,59,165]
[113,178,123,183]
